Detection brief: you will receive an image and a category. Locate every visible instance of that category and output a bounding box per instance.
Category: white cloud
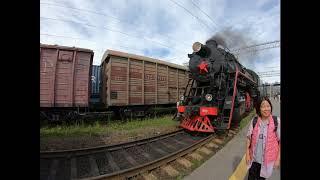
[40,0,280,83]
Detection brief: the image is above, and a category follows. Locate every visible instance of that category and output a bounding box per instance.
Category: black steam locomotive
[177,39,260,133]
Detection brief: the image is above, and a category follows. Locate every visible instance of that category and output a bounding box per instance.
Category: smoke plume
[207,26,257,49]
[207,26,260,68]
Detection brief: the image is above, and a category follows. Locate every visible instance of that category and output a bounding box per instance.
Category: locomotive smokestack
[192,42,211,57]
[206,39,218,47]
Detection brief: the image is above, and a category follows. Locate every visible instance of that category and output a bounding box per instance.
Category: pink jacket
[248,116,279,178]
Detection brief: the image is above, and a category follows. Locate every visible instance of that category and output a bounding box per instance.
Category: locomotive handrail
[237,71,257,84]
[227,69,239,129]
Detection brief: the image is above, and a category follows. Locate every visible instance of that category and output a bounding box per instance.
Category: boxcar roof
[40,43,94,53]
[101,49,188,70]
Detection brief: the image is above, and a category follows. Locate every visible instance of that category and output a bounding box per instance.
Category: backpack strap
[252,116,258,129]
[253,116,278,132]
[272,115,278,132]
[250,116,258,142]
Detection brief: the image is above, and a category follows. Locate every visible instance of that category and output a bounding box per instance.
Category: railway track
[40,128,238,180]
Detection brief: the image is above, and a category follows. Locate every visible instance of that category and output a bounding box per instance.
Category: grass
[40,110,256,138]
[239,110,256,130]
[175,156,212,180]
[40,115,179,138]
[190,158,205,169]
[176,172,189,180]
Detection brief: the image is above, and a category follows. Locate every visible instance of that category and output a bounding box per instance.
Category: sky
[40,0,280,83]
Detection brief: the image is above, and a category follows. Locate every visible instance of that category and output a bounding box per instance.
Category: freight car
[40,44,93,121]
[99,50,189,119]
[40,44,189,121]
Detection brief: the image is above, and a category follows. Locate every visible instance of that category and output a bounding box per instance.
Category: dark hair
[255,96,273,117]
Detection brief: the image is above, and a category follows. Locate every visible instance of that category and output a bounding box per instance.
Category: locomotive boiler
[177,39,260,132]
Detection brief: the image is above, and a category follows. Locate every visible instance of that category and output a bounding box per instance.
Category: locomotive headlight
[192,42,202,52]
[180,95,185,101]
[205,94,213,101]
[192,42,210,57]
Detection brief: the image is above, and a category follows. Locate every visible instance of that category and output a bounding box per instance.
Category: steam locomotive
[177,39,260,133]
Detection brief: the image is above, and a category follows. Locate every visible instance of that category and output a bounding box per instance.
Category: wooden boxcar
[40,44,94,120]
[100,50,189,116]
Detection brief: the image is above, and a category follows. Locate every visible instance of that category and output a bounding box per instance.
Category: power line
[231,40,280,52]
[258,73,280,77]
[40,33,141,53]
[41,2,121,22]
[215,6,279,50]
[259,74,280,77]
[232,40,280,55]
[183,8,280,53]
[40,16,187,54]
[223,9,280,30]
[189,0,219,28]
[168,0,215,32]
[258,71,280,77]
[41,33,92,42]
[40,1,279,64]
[40,1,191,48]
[259,75,280,77]
[40,33,185,61]
[257,70,280,74]
[259,73,280,75]
[265,66,280,69]
[235,46,280,55]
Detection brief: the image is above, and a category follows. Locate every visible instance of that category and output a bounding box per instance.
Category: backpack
[252,115,278,132]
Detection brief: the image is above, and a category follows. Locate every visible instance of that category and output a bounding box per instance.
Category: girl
[246,97,280,179]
